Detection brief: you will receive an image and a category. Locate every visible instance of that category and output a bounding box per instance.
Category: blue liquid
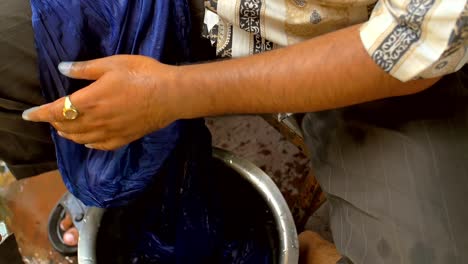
[96,158,278,264]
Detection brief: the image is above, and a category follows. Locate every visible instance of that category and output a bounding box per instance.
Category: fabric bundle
[31,0,192,208]
[30,0,273,262]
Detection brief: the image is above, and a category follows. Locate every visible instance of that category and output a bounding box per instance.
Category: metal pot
[77,148,299,264]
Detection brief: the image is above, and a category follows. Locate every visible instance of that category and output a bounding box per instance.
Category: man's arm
[174,24,439,120]
[22,24,440,150]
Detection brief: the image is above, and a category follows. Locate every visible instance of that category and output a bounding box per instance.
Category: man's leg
[303,67,468,264]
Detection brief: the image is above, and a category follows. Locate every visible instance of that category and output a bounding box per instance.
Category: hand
[22,55,180,150]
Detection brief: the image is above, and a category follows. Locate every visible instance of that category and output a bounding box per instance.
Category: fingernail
[85,144,94,149]
[58,62,74,76]
[57,131,64,137]
[22,106,41,121]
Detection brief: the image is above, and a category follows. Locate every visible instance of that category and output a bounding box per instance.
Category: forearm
[172,24,439,119]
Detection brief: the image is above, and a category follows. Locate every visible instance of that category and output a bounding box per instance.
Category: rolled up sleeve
[360,0,467,82]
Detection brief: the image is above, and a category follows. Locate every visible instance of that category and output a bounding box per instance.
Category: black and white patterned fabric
[203,0,467,81]
[361,0,467,81]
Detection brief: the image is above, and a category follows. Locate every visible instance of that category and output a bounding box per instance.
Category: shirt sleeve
[360,0,467,82]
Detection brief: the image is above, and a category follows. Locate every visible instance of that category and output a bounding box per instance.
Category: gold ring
[62,96,79,120]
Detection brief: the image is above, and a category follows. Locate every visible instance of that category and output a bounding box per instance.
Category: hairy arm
[24,24,440,150]
[173,24,439,119]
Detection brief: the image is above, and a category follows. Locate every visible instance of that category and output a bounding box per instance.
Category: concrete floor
[1,168,71,264]
[0,115,332,262]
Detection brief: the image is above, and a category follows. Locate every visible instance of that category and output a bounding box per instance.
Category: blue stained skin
[30,1,273,262]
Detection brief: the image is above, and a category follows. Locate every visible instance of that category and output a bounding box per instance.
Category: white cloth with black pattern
[203,0,467,81]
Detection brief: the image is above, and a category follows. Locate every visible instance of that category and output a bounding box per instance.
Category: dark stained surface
[1,169,77,264]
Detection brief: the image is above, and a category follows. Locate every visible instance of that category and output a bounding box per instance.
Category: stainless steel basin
[78,148,299,264]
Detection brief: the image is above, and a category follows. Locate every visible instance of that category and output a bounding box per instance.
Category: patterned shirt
[203,0,467,81]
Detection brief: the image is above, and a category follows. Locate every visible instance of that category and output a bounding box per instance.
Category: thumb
[58,57,116,80]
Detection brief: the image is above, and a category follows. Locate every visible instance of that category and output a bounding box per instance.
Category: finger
[58,57,117,80]
[63,227,79,246]
[23,82,102,123]
[58,131,108,145]
[53,122,86,135]
[52,118,95,134]
[85,139,129,151]
[22,97,66,123]
[60,213,73,231]
[66,74,112,110]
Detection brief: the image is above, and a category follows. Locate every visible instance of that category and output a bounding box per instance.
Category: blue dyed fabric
[30,0,192,208]
[30,1,273,262]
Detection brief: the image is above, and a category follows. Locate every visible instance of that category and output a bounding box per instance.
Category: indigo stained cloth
[30,0,273,262]
[30,0,192,208]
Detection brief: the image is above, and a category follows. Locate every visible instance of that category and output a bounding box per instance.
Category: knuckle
[51,122,61,130]
[57,124,74,133]
[47,107,60,121]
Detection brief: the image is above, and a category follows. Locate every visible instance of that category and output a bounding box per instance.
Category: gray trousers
[2,0,468,263]
[303,67,468,264]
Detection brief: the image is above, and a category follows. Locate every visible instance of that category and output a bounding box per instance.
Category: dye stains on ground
[207,116,332,242]
[1,170,77,263]
[206,116,311,205]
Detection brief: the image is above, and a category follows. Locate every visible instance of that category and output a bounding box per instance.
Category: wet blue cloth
[30,0,192,208]
[30,1,274,262]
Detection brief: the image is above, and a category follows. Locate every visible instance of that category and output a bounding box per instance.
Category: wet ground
[1,168,76,264]
[0,115,331,263]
